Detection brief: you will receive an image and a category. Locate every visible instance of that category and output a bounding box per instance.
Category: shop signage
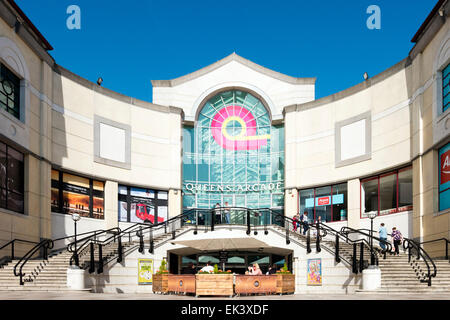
[305,194,344,208]
[211,105,270,151]
[440,146,450,186]
[138,259,154,284]
[184,182,283,193]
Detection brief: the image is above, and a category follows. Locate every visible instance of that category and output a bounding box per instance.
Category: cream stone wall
[51,75,182,191]
[285,65,412,190]
[409,17,450,248]
[152,54,315,121]
[0,15,53,251]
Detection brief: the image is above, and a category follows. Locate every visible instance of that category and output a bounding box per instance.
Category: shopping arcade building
[0,0,449,293]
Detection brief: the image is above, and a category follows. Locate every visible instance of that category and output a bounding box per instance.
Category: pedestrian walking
[379,223,388,252]
[301,211,309,235]
[391,227,403,256]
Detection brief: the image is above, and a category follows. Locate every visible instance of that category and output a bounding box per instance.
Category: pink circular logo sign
[211,105,270,151]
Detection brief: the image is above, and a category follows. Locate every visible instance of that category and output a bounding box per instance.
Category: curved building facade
[0,0,449,285]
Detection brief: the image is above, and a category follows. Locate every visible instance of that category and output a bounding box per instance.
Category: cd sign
[441,148,450,185]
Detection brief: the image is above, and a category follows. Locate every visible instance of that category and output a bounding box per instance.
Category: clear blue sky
[16,0,437,103]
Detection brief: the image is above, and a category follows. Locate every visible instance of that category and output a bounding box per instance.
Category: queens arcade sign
[184,182,283,194]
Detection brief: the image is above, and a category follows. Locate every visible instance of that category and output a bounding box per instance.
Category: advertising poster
[138,259,154,284]
[307,259,322,286]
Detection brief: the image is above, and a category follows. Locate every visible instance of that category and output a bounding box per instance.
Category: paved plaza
[0,292,449,300]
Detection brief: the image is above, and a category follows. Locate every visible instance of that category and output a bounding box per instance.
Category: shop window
[379,173,397,215]
[0,142,24,213]
[299,183,348,223]
[118,185,168,223]
[51,169,104,219]
[0,63,21,120]
[361,166,413,218]
[443,63,450,113]
[439,143,450,212]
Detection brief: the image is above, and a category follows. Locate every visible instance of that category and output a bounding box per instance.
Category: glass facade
[439,143,450,212]
[51,169,104,219]
[443,63,450,112]
[182,90,284,210]
[118,185,168,223]
[361,166,413,218]
[0,63,20,120]
[299,183,347,223]
[0,141,24,213]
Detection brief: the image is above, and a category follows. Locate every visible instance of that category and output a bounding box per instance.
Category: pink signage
[211,105,270,151]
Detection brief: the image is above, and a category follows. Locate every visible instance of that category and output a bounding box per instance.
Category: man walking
[301,211,309,235]
[224,201,231,224]
[379,223,388,252]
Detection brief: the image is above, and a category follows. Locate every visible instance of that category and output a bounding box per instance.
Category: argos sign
[211,105,270,151]
[441,147,450,186]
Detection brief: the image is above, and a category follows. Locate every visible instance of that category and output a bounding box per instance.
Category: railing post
[446,241,448,261]
[306,229,311,253]
[89,242,95,273]
[316,222,321,253]
[285,219,290,245]
[43,242,48,261]
[194,210,198,235]
[164,221,167,234]
[264,210,268,235]
[138,228,144,253]
[408,243,411,263]
[352,243,358,274]
[335,234,341,263]
[149,228,154,254]
[97,244,103,274]
[172,220,176,240]
[246,209,250,235]
[117,235,123,263]
[359,242,364,273]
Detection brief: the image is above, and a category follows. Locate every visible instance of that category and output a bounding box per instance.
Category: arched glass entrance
[182,90,284,211]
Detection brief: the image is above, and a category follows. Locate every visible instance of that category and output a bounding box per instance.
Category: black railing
[13,239,53,285]
[418,238,450,261]
[403,239,437,286]
[0,239,39,263]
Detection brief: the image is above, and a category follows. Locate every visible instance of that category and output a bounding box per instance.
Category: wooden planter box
[235,275,277,295]
[168,275,196,294]
[276,274,295,294]
[195,274,234,297]
[152,273,169,294]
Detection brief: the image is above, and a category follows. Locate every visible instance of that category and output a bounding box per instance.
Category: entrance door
[233,195,246,224]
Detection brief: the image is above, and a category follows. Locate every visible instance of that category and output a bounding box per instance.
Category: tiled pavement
[0,292,449,300]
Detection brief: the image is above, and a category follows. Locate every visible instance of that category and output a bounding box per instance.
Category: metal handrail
[0,239,40,262]
[418,238,450,260]
[13,239,53,285]
[403,239,437,286]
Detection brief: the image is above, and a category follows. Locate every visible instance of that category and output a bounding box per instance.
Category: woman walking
[391,227,403,256]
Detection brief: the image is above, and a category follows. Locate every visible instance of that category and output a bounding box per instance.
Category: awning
[172,238,270,252]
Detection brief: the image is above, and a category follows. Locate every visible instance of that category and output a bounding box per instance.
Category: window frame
[51,169,105,220]
[0,141,24,214]
[118,184,169,224]
[360,165,413,219]
[298,182,348,223]
[0,62,21,120]
[442,63,450,113]
[438,143,450,213]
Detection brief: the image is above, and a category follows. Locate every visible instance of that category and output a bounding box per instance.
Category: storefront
[182,90,285,212]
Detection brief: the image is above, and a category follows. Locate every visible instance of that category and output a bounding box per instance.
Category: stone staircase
[282,226,450,294]
[0,226,190,291]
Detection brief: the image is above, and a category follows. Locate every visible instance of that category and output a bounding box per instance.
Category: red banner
[441,149,450,185]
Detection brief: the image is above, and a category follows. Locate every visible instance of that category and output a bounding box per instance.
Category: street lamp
[367,211,377,265]
[72,213,81,267]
